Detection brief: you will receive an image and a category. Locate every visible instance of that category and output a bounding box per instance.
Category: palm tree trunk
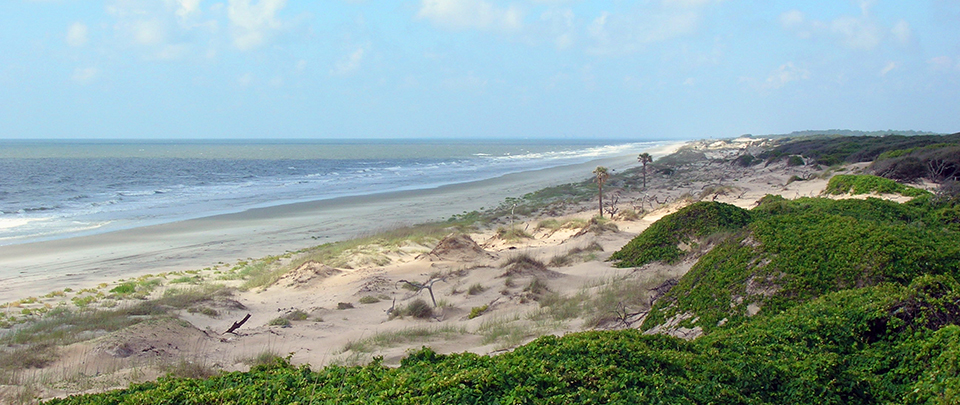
[598,184,603,218]
[642,164,647,188]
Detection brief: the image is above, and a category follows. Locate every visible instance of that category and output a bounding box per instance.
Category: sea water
[0,139,665,245]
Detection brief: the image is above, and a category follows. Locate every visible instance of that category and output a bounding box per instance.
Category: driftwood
[396,278,445,307]
[224,313,251,335]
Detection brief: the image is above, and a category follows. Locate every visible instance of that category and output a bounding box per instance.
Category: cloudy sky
[2,0,959,139]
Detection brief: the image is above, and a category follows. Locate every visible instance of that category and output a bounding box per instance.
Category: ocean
[0,139,665,246]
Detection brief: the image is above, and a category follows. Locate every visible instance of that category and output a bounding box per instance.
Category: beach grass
[340,324,468,354]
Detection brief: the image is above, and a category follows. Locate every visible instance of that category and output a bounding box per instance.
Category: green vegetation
[824,174,929,197]
[358,295,381,304]
[610,201,752,268]
[610,196,960,334]
[43,274,960,404]
[871,143,960,182]
[468,305,488,319]
[759,132,960,166]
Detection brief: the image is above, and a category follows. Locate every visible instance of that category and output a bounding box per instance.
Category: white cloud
[928,56,957,72]
[539,8,575,50]
[781,4,904,51]
[417,0,523,32]
[830,15,882,50]
[176,0,201,19]
[586,0,721,55]
[330,47,365,76]
[228,0,286,51]
[130,19,167,45]
[779,10,804,28]
[71,67,99,84]
[148,43,190,61]
[879,61,898,77]
[764,62,809,89]
[890,20,912,45]
[442,71,490,92]
[237,72,253,86]
[66,22,89,47]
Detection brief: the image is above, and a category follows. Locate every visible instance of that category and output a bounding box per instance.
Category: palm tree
[593,166,610,218]
[638,152,653,188]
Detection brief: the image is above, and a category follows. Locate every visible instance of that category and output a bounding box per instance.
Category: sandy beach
[1,138,870,401]
[0,142,684,303]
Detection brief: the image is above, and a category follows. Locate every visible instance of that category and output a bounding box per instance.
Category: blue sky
[1,0,959,140]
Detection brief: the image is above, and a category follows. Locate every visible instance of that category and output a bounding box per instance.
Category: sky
[1,0,959,140]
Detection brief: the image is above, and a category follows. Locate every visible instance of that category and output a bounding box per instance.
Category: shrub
[268,318,291,327]
[359,296,381,304]
[109,282,136,295]
[404,299,434,319]
[467,283,486,295]
[824,174,928,197]
[468,305,488,319]
[611,201,752,268]
[786,155,805,166]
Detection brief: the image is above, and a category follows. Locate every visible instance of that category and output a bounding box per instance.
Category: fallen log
[224,313,251,335]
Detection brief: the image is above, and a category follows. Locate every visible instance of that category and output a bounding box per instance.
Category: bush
[610,202,752,268]
[468,305,488,319]
[824,174,929,197]
[359,296,380,304]
[641,196,960,333]
[404,299,434,319]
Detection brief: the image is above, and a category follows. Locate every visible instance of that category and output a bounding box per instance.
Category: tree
[638,152,653,188]
[593,166,610,218]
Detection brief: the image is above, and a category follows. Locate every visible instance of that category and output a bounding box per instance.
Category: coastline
[0,141,686,302]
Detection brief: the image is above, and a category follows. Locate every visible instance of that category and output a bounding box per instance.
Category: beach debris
[224,313,251,335]
[396,278,446,307]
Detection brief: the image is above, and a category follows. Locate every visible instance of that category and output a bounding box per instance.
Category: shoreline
[0,141,687,302]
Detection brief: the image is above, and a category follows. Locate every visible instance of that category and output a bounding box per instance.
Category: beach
[0,142,684,302]
[0,137,853,401]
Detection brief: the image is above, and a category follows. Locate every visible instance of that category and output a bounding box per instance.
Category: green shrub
[468,305,488,319]
[36,276,960,405]
[610,201,752,268]
[824,174,929,197]
[109,282,136,295]
[359,296,381,304]
[641,196,960,333]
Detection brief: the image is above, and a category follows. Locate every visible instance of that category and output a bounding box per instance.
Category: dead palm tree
[638,152,653,188]
[593,166,610,218]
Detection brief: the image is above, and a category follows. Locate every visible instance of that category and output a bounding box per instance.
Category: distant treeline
[758,129,943,138]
